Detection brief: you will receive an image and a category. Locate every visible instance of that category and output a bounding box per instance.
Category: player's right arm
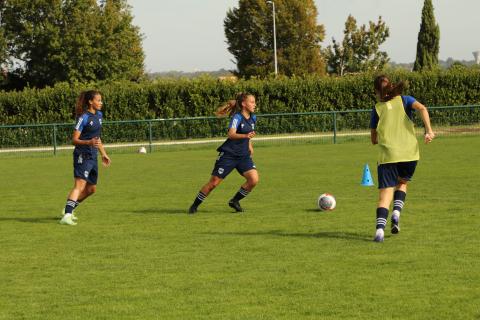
[227,128,256,140]
[370,129,378,145]
[226,114,255,140]
[72,116,101,147]
[412,101,435,143]
[72,131,101,147]
[370,108,378,145]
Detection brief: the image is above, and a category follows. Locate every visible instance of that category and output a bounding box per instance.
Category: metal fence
[0,105,479,156]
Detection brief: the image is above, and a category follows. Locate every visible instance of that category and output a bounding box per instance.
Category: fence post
[53,124,58,156]
[148,121,153,153]
[332,112,337,144]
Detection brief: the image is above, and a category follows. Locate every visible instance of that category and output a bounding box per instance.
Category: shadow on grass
[204,230,372,242]
[129,208,215,215]
[0,216,58,224]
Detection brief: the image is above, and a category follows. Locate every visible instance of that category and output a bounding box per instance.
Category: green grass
[1,136,479,319]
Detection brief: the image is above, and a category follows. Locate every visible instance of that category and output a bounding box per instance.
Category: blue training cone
[361,164,374,186]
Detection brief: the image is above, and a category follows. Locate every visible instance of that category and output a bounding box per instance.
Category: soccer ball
[317,193,336,211]
[138,146,147,154]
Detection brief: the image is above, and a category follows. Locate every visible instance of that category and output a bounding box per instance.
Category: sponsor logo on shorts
[218,168,224,175]
[84,171,89,178]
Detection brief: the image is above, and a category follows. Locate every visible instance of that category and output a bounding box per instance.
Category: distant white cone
[138,146,147,154]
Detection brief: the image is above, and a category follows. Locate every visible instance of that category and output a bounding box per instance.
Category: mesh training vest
[375,95,419,164]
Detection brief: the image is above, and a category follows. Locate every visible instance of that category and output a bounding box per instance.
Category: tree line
[225,0,440,78]
[0,0,442,90]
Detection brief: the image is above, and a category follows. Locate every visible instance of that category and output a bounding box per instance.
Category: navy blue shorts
[377,161,417,189]
[211,152,256,179]
[73,152,98,185]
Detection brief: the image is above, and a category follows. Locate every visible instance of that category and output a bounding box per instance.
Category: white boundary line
[0,132,369,154]
[2,128,473,154]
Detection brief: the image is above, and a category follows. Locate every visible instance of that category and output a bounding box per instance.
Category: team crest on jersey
[89,120,94,126]
[218,168,224,175]
[241,123,245,128]
[99,119,102,125]
[84,171,89,178]
[78,154,83,164]
[252,124,255,129]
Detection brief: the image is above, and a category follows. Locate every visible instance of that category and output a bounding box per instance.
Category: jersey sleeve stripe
[230,118,238,129]
[75,117,84,130]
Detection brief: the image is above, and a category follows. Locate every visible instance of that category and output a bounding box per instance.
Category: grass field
[1,136,479,319]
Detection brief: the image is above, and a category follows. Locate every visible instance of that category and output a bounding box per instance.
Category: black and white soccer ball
[317,193,336,211]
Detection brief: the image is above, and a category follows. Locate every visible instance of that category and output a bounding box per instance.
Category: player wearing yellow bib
[370,75,435,242]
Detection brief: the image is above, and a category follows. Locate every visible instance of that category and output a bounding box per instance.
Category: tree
[413,0,440,71]
[224,0,325,78]
[325,15,389,76]
[0,11,7,66]
[0,25,7,77]
[0,0,144,89]
[96,0,144,81]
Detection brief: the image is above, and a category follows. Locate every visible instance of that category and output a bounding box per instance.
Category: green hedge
[1,70,480,125]
[0,70,479,148]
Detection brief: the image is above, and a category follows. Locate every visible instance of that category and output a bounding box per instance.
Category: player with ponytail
[188,92,259,214]
[370,75,434,241]
[60,90,111,225]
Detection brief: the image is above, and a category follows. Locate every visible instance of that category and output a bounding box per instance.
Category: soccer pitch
[0,136,479,319]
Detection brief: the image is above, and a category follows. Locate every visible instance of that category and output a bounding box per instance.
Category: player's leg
[60,178,87,225]
[78,183,97,202]
[189,153,235,214]
[374,163,398,242]
[391,161,417,234]
[229,157,258,212]
[70,183,97,220]
[374,187,394,242]
[189,175,224,214]
[391,180,407,234]
[73,161,98,216]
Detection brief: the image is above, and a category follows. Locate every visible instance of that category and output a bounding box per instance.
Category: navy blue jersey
[74,111,103,158]
[217,112,256,157]
[370,95,416,129]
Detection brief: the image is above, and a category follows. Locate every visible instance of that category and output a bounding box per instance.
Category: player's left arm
[97,140,111,167]
[412,101,435,143]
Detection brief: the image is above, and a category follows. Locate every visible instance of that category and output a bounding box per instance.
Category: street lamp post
[267,1,278,76]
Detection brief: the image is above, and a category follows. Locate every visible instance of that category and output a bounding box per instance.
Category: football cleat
[391,213,400,234]
[188,205,198,214]
[59,214,77,226]
[373,229,384,242]
[228,199,244,212]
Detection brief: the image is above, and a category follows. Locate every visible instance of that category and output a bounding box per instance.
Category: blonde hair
[215,92,253,117]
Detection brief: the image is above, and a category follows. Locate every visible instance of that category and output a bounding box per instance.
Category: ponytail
[75,90,100,117]
[374,75,405,102]
[215,99,237,117]
[215,92,252,117]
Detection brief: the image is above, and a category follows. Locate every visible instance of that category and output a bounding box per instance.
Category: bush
[0,70,479,147]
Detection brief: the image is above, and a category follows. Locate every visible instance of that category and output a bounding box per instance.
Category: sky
[126,0,480,72]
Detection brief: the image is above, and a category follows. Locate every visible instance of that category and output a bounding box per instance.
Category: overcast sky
[126,0,480,72]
